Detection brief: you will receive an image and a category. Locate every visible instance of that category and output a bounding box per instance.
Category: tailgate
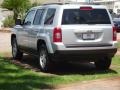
[61,7,113,47]
[62,25,113,47]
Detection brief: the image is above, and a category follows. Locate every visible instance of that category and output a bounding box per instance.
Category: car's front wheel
[12,38,23,60]
[38,44,53,72]
[95,57,112,70]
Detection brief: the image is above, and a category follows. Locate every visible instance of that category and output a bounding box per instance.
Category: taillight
[113,27,117,41]
[80,7,93,10]
[53,27,62,42]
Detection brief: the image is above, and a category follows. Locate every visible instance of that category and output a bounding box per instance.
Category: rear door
[28,9,45,51]
[61,7,113,47]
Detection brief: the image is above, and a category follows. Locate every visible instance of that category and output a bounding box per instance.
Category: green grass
[0,55,120,90]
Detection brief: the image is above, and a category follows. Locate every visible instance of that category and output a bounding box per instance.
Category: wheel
[38,44,53,72]
[12,38,23,60]
[95,57,112,70]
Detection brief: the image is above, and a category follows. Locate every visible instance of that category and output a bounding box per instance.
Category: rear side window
[44,8,56,25]
[62,9,111,25]
[33,9,44,25]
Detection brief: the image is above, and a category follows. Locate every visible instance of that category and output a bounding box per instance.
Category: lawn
[0,55,120,90]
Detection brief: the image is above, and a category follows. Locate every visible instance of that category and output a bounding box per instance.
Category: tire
[95,57,112,70]
[38,44,53,72]
[12,38,23,60]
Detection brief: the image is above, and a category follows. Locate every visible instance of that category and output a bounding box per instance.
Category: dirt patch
[0,32,11,53]
[56,77,120,90]
[0,28,11,33]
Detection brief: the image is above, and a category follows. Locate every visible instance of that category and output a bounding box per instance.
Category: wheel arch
[37,39,54,53]
[11,34,16,45]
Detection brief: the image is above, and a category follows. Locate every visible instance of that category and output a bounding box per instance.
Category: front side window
[33,9,44,25]
[44,8,56,25]
[23,10,35,25]
[62,9,111,25]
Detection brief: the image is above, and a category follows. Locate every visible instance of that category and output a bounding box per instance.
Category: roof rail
[42,3,65,5]
[42,3,100,5]
[42,1,101,6]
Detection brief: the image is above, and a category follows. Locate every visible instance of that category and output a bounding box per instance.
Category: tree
[31,2,41,7]
[1,0,31,21]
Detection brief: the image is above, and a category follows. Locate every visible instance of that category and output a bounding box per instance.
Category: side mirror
[15,19,22,25]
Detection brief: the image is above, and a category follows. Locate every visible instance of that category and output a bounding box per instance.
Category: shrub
[3,16,15,28]
[2,0,31,21]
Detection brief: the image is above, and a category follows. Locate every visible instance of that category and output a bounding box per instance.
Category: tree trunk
[13,10,18,22]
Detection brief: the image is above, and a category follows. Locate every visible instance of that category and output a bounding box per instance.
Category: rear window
[62,9,111,25]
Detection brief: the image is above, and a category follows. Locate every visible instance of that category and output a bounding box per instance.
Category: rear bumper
[50,47,117,61]
[55,48,117,55]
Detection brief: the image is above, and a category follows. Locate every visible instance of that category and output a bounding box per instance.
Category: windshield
[62,9,111,25]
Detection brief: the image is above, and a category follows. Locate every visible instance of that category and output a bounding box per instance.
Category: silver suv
[11,3,117,72]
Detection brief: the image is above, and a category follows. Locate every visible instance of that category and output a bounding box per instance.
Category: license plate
[82,33,95,40]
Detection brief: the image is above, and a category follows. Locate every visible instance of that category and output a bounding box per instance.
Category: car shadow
[4,55,118,75]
